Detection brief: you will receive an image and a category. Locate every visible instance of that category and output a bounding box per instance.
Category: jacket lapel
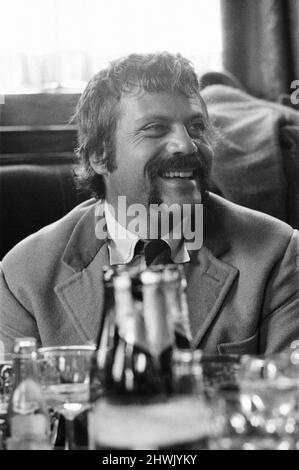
[55,244,109,343]
[185,193,239,348]
[54,201,109,343]
[185,247,239,349]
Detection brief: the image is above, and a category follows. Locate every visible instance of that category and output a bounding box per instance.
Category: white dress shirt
[102,201,191,266]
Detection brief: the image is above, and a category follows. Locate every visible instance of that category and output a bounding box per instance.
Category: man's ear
[89,151,109,175]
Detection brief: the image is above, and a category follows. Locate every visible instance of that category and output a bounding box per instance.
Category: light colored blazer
[1,193,299,355]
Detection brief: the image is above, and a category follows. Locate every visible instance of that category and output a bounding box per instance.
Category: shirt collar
[103,200,190,265]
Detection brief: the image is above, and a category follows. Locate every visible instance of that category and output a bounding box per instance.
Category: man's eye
[188,121,205,137]
[143,124,166,136]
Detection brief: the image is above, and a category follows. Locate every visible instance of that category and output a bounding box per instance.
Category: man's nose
[166,126,196,155]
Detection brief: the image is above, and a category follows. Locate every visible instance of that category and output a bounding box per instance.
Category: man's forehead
[118,90,204,120]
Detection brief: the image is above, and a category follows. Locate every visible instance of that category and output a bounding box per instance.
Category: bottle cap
[102,266,117,283]
[13,338,37,355]
[162,266,180,283]
[140,269,162,285]
[113,271,131,290]
[173,348,202,364]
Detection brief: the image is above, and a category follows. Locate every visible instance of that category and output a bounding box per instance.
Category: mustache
[144,147,210,181]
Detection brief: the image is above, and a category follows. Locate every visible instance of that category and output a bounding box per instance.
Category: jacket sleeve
[0,263,40,353]
[260,229,299,353]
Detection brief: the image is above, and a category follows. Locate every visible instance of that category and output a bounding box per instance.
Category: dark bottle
[7,337,51,450]
[88,268,176,449]
[90,266,166,403]
[140,269,175,394]
[108,270,171,397]
[90,266,117,403]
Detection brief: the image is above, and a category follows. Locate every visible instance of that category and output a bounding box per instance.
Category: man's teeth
[161,170,194,178]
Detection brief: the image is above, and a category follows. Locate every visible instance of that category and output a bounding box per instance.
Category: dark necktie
[143,239,172,267]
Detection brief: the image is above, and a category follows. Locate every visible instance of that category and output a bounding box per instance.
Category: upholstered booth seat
[0,156,88,260]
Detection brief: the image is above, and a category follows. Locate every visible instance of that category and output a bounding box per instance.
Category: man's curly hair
[74,52,212,199]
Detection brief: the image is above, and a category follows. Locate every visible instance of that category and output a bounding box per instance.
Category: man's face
[98,90,213,211]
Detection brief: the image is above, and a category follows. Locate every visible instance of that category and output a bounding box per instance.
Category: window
[0,0,222,93]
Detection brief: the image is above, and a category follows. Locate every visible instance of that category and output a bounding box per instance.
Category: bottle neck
[114,281,139,348]
[142,280,174,358]
[13,353,39,385]
[96,281,115,350]
[164,278,192,349]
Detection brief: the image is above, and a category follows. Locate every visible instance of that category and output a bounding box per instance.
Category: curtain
[221,0,299,101]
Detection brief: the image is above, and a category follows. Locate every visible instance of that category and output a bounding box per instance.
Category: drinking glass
[39,345,95,450]
[0,354,13,449]
[203,353,299,450]
[0,354,13,419]
[200,354,242,398]
[198,354,253,450]
[236,354,299,449]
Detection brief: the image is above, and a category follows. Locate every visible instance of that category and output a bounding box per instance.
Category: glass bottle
[107,270,169,397]
[141,269,174,394]
[90,266,117,403]
[7,337,51,450]
[88,268,176,449]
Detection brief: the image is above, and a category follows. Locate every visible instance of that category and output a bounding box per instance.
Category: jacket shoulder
[209,193,295,257]
[2,199,98,285]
